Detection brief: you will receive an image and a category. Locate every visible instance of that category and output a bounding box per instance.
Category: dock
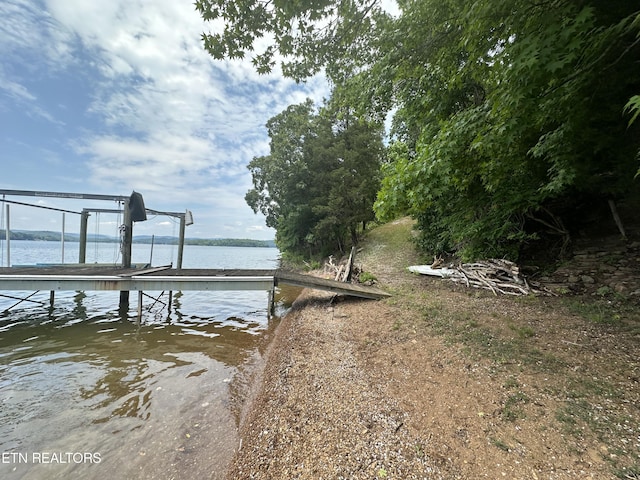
[0,189,391,318]
[0,266,389,299]
[0,265,391,315]
[0,266,275,293]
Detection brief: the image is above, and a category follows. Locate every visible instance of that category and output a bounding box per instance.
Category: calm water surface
[0,241,294,479]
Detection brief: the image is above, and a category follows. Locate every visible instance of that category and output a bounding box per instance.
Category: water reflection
[0,242,291,478]
[0,287,295,480]
[0,303,272,411]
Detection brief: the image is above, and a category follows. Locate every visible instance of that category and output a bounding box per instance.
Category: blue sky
[0,0,330,240]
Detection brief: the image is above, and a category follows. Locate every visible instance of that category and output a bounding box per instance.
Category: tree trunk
[608,199,627,239]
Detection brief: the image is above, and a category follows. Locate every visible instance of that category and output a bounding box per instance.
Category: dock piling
[79,210,89,264]
[137,290,143,322]
[119,199,132,311]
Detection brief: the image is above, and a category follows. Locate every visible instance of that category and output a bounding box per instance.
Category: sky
[0,0,331,241]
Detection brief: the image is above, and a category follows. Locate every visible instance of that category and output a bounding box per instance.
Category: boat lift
[0,189,193,313]
[0,190,391,322]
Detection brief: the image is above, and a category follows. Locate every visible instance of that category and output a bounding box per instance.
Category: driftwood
[325,251,363,283]
[334,264,345,281]
[343,246,357,282]
[410,259,555,297]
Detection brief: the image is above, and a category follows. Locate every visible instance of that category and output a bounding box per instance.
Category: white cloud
[0,74,35,101]
[1,0,77,69]
[1,0,330,240]
[0,1,76,125]
[48,0,323,187]
[0,68,66,125]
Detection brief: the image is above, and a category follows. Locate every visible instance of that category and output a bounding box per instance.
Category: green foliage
[358,271,377,283]
[195,0,390,81]
[184,238,275,248]
[625,94,640,177]
[198,0,640,261]
[374,0,640,259]
[245,99,384,259]
[625,95,640,126]
[245,100,316,231]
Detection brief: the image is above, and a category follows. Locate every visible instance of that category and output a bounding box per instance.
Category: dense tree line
[244,100,384,259]
[0,230,275,247]
[198,0,640,261]
[0,230,70,241]
[184,238,275,248]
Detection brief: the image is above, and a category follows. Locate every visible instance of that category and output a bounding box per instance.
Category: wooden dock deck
[0,266,391,300]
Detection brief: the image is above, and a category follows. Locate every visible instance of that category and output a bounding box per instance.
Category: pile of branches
[324,249,361,283]
[447,259,554,296]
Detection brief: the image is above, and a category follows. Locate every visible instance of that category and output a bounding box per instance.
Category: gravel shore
[226,289,442,479]
[224,219,640,479]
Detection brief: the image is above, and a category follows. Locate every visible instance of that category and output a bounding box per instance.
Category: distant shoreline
[0,230,276,248]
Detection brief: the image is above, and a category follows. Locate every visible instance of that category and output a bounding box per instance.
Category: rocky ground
[225,218,640,479]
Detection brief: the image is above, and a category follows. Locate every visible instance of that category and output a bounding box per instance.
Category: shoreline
[222,219,639,479]
[224,290,325,477]
[225,288,440,479]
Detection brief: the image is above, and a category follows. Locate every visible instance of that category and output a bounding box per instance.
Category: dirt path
[226,219,640,479]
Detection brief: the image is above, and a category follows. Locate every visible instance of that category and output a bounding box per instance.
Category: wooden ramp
[274,270,391,300]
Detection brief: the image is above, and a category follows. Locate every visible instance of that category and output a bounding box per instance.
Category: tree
[373,1,640,259]
[195,0,390,81]
[200,0,640,261]
[245,100,383,259]
[245,100,315,229]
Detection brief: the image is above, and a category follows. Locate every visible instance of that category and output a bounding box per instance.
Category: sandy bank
[226,288,438,479]
[223,219,639,479]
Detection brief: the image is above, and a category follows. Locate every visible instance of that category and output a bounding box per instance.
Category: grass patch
[501,391,529,422]
[359,271,378,284]
[503,376,519,389]
[566,298,623,324]
[564,296,640,329]
[615,465,640,479]
[364,219,416,252]
[555,405,582,436]
[490,437,511,452]
[554,375,634,461]
[508,321,535,339]
[427,311,562,372]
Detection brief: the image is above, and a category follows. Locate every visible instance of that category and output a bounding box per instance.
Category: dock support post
[49,290,55,306]
[119,200,132,312]
[61,212,65,263]
[177,214,186,270]
[4,204,10,267]
[79,210,89,264]
[137,290,143,323]
[121,200,132,269]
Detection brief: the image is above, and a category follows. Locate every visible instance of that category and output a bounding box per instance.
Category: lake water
[0,240,294,479]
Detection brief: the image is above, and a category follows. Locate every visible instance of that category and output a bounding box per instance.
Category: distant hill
[0,230,114,242]
[136,235,277,248]
[0,230,276,248]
